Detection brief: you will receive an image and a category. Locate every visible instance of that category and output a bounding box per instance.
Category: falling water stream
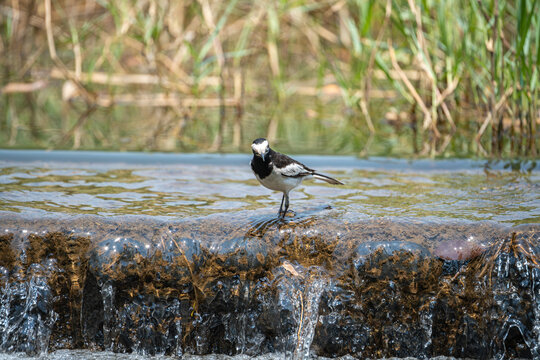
[0,150,539,359]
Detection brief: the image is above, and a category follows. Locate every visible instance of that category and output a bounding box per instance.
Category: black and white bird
[250,138,343,217]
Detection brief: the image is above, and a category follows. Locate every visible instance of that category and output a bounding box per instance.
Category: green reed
[0,0,538,157]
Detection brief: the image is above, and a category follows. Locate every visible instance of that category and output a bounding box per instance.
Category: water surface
[1,150,538,225]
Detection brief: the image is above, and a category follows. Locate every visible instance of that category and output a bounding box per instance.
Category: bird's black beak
[261,153,266,162]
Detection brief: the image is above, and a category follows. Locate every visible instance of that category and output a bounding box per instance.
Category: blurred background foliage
[0,0,538,157]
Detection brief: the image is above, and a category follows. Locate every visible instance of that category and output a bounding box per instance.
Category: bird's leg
[278,193,285,217]
[283,193,290,215]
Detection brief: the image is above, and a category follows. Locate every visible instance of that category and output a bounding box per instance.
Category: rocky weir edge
[0,214,538,359]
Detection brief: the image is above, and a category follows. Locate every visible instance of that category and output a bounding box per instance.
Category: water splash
[100,281,115,351]
[292,275,327,360]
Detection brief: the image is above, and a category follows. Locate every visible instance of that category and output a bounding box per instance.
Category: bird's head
[251,138,270,161]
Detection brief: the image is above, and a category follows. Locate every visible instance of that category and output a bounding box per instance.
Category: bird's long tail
[313,172,344,185]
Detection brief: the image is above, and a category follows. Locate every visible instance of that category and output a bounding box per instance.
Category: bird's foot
[285,210,295,217]
[278,210,295,219]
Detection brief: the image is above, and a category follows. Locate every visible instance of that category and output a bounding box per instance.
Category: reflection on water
[0,151,539,225]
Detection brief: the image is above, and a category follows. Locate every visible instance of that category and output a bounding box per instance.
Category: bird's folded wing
[276,163,312,178]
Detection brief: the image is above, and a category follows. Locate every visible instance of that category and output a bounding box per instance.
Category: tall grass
[0,0,538,157]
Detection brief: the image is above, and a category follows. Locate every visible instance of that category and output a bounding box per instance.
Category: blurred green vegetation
[0,0,538,157]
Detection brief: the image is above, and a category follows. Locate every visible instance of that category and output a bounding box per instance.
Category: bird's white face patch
[251,140,269,155]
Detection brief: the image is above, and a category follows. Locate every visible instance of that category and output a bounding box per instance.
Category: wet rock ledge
[0,214,539,359]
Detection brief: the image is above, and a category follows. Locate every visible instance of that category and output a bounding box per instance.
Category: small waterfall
[533,266,540,357]
[0,263,58,355]
[223,281,252,354]
[99,280,115,351]
[0,269,10,346]
[292,276,327,360]
[419,299,435,356]
[488,232,540,359]
[526,243,540,358]
[169,299,183,357]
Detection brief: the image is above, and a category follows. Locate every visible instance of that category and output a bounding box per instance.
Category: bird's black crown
[252,138,267,145]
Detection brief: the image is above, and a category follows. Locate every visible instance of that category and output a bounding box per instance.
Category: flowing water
[1,150,538,224]
[0,150,539,359]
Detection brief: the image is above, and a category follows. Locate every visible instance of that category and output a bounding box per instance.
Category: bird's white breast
[255,168,304,193]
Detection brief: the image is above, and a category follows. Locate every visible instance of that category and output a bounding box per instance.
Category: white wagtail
[250,138,343,217]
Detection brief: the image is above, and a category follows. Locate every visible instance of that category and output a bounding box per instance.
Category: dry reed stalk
[376,69,422,81]
[44,0,95,105]
[68,18,82,78]
[364,0,392,105]
[266,5,281,81]
[435,77,460,131]
[475,87,514,142]
[435,134,453,156]
[359,133,374,157]
[313,23,338,43]
[209,70,227,151]
[355,0,393,137]
[17,42,47,78]
[388,40,433,135]
[94,93,239,108]
[200,0,225,70]
[408,0,461,144]
[359,97,375,134]
[1,80,49,94]
[53,104,97,150]
[49,69,222,93]
[7,96,18,145]
[232,70,244,149]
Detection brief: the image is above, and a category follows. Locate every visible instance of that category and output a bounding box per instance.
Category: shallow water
[1,150,538,225]
[0,150,539,359]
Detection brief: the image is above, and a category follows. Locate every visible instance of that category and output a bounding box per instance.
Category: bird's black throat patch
[251,151,273,179]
